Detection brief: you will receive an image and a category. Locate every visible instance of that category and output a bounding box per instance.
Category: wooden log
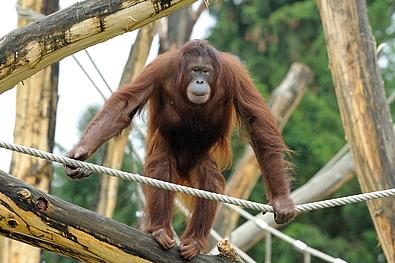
[317,1,395,261]
[216,240,244,263]
[0,1,60,262]
[212,63,313,239]
[0,0,198,93]
[0,170,234,263]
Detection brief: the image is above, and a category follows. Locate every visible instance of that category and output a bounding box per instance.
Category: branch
[160,0,205,53]
[0,0,198,93]
[0,170,233,263]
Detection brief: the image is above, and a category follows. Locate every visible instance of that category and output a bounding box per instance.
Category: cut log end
[217,240,244,263]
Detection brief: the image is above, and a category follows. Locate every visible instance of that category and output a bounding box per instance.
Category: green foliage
[51,105,102,210]
[283,92,345,183]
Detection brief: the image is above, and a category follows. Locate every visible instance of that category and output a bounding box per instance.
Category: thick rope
[1,141,395,213]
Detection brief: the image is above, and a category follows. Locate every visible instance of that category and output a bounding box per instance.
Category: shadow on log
[0,170,234,263]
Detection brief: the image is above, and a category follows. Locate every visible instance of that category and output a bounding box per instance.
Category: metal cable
[226,205,346,263]
[1,141,395,214]
[71,56,107,101]
[83,50,113,94]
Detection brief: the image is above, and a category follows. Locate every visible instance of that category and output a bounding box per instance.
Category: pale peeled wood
[96,23,157,217]
[317,1,395,261]
[212,63,313,239]
[0,170,232,263]
[0,0,198,93]
[0,1,59,262]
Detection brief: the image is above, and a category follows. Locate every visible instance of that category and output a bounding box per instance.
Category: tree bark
[0,1,59,262]
[317,1,395,261]
[96,23,157,217]
[158,1,206,53]
[159,7,194,53]
[212,63,313,239]
[0,0,198,93]
[0,170,236,263]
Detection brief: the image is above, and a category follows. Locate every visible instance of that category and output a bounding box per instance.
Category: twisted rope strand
[1,141,394,213]
[0,141,273,212]
[295,188,395,212]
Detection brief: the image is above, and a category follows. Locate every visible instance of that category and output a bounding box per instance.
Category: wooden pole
[317,0,395,261]
[0,170,235,263]
[0,1,59,262]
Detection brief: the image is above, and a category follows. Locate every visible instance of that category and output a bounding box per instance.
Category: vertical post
[303,252,311,263]
[0,1,59,263]
[265,232,272,263]
[317,1,395,261]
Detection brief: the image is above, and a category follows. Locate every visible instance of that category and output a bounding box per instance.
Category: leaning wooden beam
[0,170,232,263]
[212,63,313,239]
[0,0,198,93]
[317,1,395,261]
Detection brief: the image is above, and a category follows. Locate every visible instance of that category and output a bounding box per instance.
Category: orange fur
[67,40,294,258]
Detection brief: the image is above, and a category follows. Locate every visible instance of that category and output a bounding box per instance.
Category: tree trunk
[0,170,236,263]
[158,1,206,53]
[96,23,157,217]
[159,7,194,53]
[0,0,199,93]
[317,1,395,261]
[212,63,313,239]
[0,1,59,263]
